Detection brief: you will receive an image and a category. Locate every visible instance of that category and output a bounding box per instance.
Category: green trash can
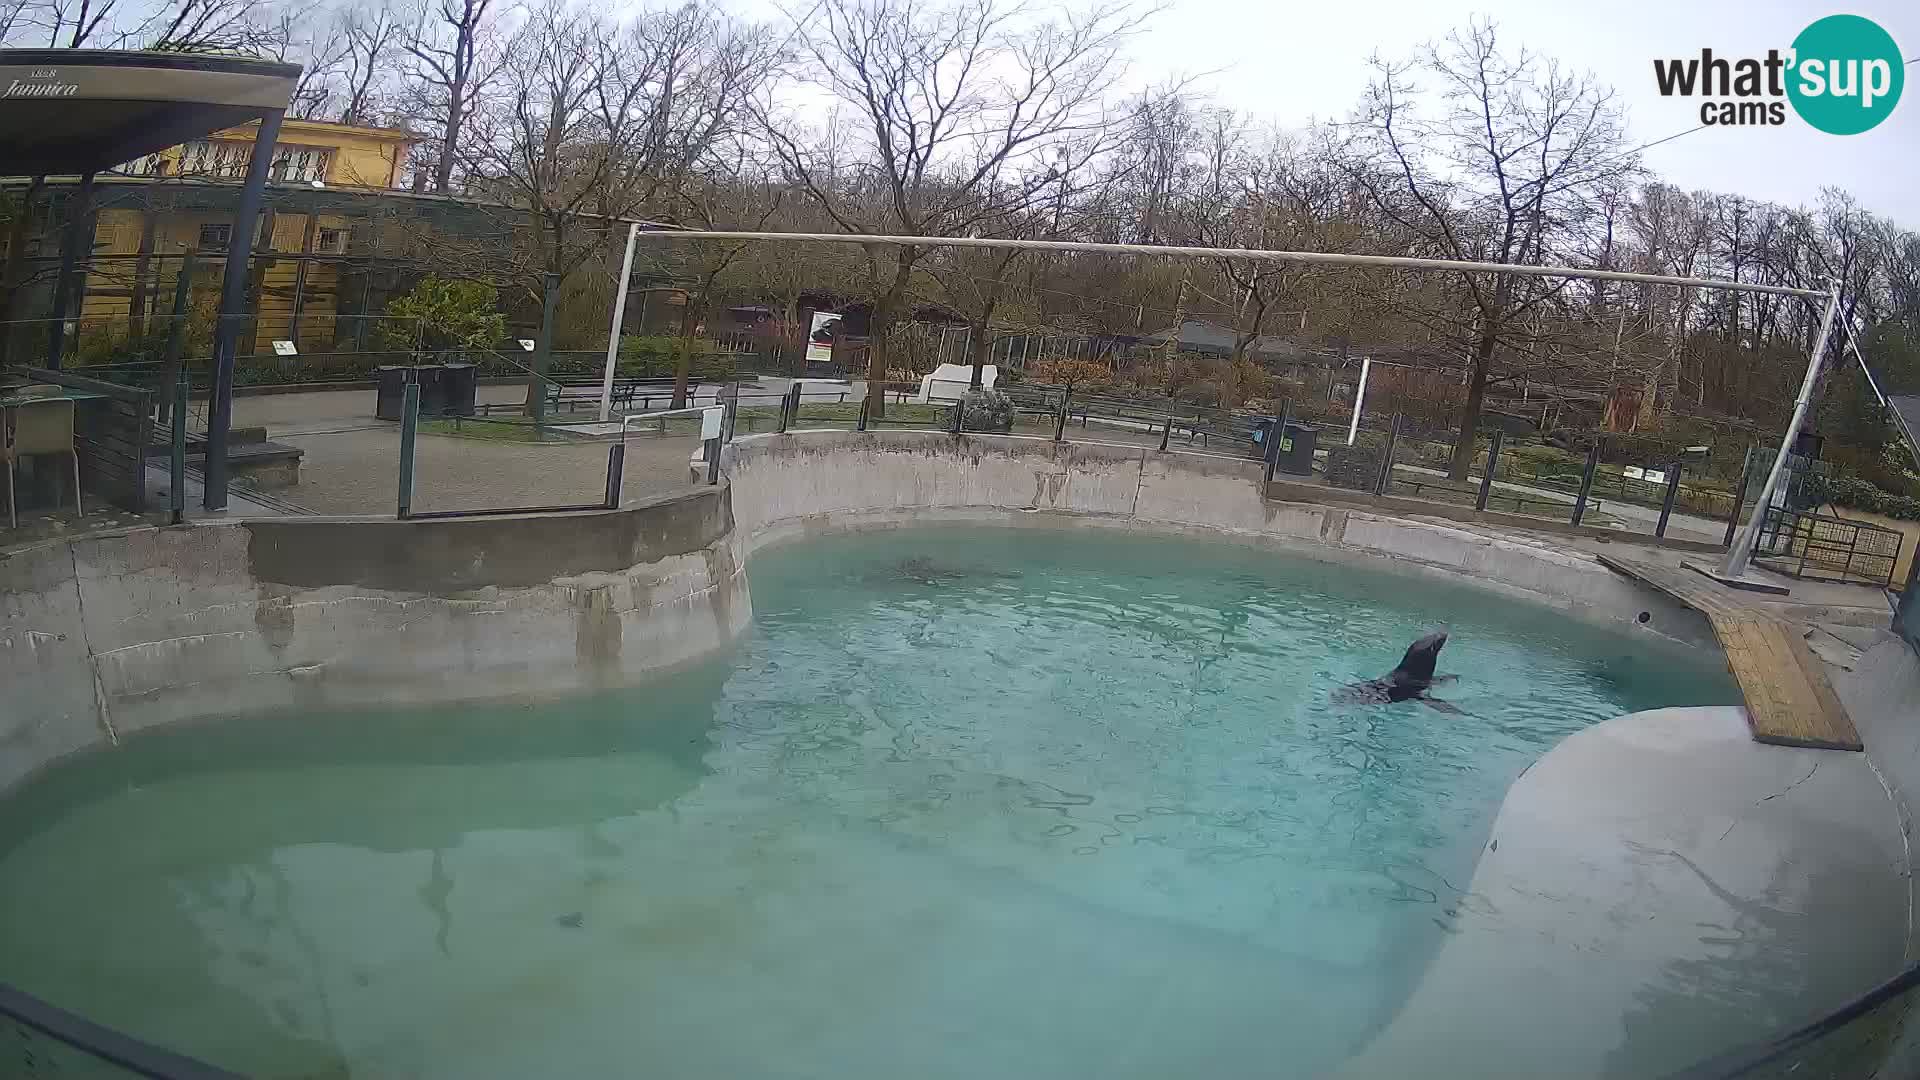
[1276,422,1317,476]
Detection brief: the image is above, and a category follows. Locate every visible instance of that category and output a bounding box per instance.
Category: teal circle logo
[1787,15,1903,135]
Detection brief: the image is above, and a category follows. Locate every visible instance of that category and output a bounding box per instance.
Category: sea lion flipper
[1421,696,1464,715]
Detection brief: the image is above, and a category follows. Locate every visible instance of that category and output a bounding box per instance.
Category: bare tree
[454,0,780,411]
[1340,20,1635,478]
[763,0,1147,413]
[401,0,503,193]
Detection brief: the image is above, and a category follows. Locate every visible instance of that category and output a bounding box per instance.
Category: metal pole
[599,222,640,422]
[205,109,284,510]
[158,252,195,426]
[627,230,1828,299]
[1720,285,1842,578]
[1347,356,1371,446]
[950,396,964,435]
[396,380,419,518]
[856,391,870,432]
[1571,445,1601,526]
[1159,414,1172,452]
[45,170,95,370]
[1656,463,1682,539]
[170,370,188,526]
[1374,412,1402,495]
[1723,463,1754,548]
[1475,430,1503,512]
[603,442,626,508]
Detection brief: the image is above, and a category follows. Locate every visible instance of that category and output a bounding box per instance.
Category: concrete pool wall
[723,429,1717,645]
[0,486,748,793]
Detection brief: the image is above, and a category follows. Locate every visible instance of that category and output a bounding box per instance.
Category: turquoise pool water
[0,527,1738,1078]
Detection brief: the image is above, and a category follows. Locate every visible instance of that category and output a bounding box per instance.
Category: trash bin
[440,363,478,417]
[374,366,409,421]
[1277,422,1318,476]
[411,364,447,417]
[1251,416,1280,456]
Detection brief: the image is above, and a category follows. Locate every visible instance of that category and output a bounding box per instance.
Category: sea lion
[1334,631,1461,713]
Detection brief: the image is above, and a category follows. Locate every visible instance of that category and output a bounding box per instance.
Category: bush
[1804,472,1920,521]
[379,278,506,352]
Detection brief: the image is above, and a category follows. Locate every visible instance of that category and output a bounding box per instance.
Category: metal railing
[1753,506,1904,588]
[1662,961,1920,1079]
[1,982,240,1079]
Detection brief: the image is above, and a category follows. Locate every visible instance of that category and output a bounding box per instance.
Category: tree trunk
[864,255,916,420]
[968,318,993,388]
[434,95,463,193]
[671,296,699,410]
[1448,326,1497,481]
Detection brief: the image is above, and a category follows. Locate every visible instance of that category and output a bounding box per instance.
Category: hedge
[1804,472,1920,521]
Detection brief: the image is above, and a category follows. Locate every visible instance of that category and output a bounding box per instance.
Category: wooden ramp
[1597,554,1862,752]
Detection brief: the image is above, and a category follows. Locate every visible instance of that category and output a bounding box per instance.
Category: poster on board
[806,311,840,365]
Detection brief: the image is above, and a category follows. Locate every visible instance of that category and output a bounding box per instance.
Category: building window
[316,227,345,254]
[178,141,253,179]
[270,146,334,184]
[198,224,232,251]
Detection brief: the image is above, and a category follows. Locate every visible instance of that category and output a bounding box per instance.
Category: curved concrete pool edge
[0,485,750,793]
[722,429,1720,648]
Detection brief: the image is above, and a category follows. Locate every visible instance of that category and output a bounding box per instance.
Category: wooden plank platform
[1596,554,1862,751]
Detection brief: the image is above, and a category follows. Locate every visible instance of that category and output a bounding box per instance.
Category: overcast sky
[752,0,1918,227]
[1127,0,1918,225]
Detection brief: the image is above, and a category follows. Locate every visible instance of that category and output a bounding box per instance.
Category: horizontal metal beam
[635,231,1827,299]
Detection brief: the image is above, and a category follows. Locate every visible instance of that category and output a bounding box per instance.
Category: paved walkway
[231,388,706,517]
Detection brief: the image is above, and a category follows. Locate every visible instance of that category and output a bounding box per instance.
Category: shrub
[378,277,506,353]
[1804,472,1920,521]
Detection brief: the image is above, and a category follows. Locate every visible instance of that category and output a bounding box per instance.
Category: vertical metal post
[1159,414,1172,452]
[169,370,189,525]
[1475,430,1503,512]
[856,391,870,431]
[1571,445,1601,526]
[1346,355,1371,446]
[396,380,418,518]
[45,170,95,370]
[599,222,640,422]
[1054,389,1071,442]
[1723,464,1754,548]
[1262,399,1290,485]
[157,252,196,425]
[1656,462,1682,539]
[205,109,284,510]
[1374,412,1401,495]
[603,442,626,508]
[1721,285,1843,578]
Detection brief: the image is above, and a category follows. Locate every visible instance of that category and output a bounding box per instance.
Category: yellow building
[75,118,416,355]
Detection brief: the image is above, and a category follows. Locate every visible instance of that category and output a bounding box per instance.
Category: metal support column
[396,380,419,518]
[204,110,284,510]
[1571,445,1601,526]
[45,170,95,370]
[1475,430,1503,512]
[1656,463,1682,539]
[1720,285,1843,578]
[1374,412,1401,495]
